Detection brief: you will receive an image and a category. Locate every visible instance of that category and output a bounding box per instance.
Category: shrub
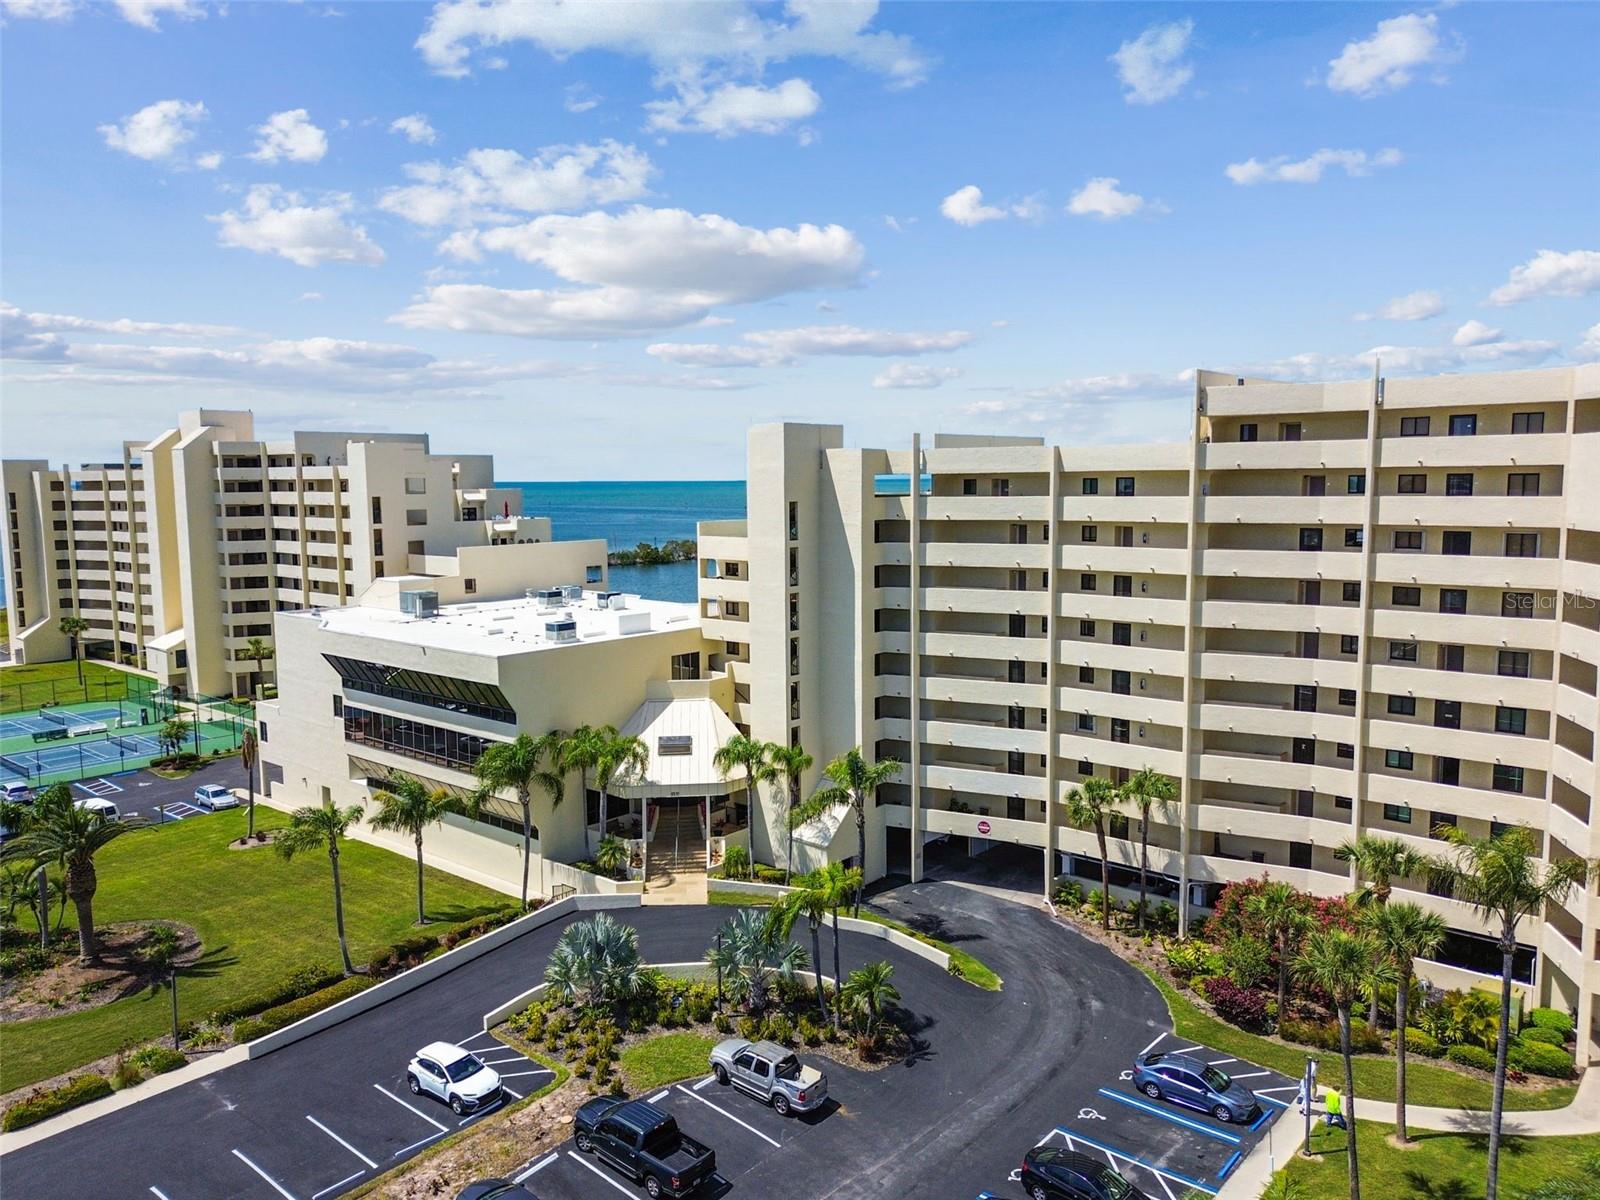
[797,1015,824,1047]
[1053,881,1084,907]
[1401,1028,1442,1058]
[1446,1043,1496,1072]
[1221,936,1273,990]
[2,1075,114,1131]
[111,1054,143,1091]
[129,1045,187,1076]
[1519,1025,1565,1047]
[1528,1007,1575,1039]
[233,975,375,1041]
[1163,939,1219,981]
[723,845,751,880]
[1509,1040,1576,1079]
[1279,1018,1382,1054]
[761,1012,795,1045]
[752,865,788,885]
[1202,976,1271,1032]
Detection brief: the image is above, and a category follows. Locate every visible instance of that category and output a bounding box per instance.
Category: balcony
[1197,547,1363,581]
[1367,662,1551,708]
[1375,432,1567,469]
[1193,802,1354,849]
[1198,439,1369,472]
[1369,609,1558,651]
[1198,698,1356,742]
[920,760,1046,802]
[1055,731,1183,775]
[1195,747,1354,794]
[916,586,1050,617]
[1371,552,1562,590]
[1061,640,1185,677]
[1365,717,1550,772]
[1199,599,1362,637]
[919,630,1048,662]
[922,541,1052,570]
[1061,592,1187,627]
[1374,494,1562,528]
[1365,773,1545,825]
[1058,688,1185,729]
[1196,649,1360,690]
[911,718,1050,756]
[883,673,1050,709]
[1058,495,1190,524]
[1057,544,1189,576]
[1198,495,1367,525]
[921,495,1051,522]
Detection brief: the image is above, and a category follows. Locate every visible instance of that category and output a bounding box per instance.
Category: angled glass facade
[323,654,515,723]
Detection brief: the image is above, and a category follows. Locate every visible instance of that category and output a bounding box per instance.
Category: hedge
[1528,1007,1576,1038]
[129,1045,188,1076]
[1519,1026,1567,1047]
[1401,1028,1443,1058]
[1,1074,115,1131]
[1509,1039,1576,1079]
[233,975,376,1042]
[1280,1017,1383,1054]
[1446,1043,1496,1072]
[208,961,345,1025]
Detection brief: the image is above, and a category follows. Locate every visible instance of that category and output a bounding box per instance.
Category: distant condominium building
[700,364,1600,1057]
[1,408,554,697]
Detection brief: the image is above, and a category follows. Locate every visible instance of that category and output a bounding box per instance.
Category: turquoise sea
[502,480,746,603]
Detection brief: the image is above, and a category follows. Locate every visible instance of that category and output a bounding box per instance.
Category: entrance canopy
[609,697,744,800]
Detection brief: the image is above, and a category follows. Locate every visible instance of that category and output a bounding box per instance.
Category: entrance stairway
[649,805,707,880]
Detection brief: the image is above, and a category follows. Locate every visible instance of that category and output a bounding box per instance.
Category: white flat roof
[293,591,699,657]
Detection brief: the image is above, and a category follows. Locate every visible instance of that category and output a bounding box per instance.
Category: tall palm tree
[1428,827,1594,1200]
[275,800,364,975]
[58,615,89,688]
[712,733,768,860]
[1246,880,1315,1025]
[841,960,900,1038]
[767,869,832,1024]
[1064,776,1119,931]
[1118,768,1177,932]
[368,774,460,924]
[559,725,606,858]
[1363,901,1446,1144]
[2,783,143,962]
[818,861,861,1027]
[472,731,564,910]
[239,728,260,841]
[799,747,900,917]
[594,728,648,848]
[243,636,274,697]
[1336,834,1430,1027]
[758,741,813,884]
[1295,929,1392,1200]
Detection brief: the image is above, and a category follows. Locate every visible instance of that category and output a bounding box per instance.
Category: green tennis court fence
[0,670,161,714]
[0,724,246,789]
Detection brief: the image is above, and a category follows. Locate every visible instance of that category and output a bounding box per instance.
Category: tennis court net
[0,753,35,779]
[109,734,150,754]
[38,708,74,726]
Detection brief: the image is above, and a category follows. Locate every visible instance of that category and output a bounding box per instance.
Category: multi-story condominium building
[2,409,553,697]
[700,363,1600,1060]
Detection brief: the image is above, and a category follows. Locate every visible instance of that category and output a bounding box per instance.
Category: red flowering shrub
[1202,976,1272,1031]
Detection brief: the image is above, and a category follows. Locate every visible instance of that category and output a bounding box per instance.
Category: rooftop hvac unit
[530,588,563,610]
[560,584,583,602]
[399,590,440,618]
[598,591,627,610]
[544,618,578,644]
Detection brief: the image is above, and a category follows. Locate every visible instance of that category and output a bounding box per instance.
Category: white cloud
[648,324,971,368]
[1353,289,1445,322]
[1066,177,1151,220]
[1235,334,1560,382]
[211,185,385,268]
[0,0,78,20]
[297,291,324,303]
[564,83,602,113]
[195,151,222,170]
[1110,18,1194,104]
[646,77,820,137]
[113,0,204,29]
[390,113,437,145]
[378,141,654,227]
[249,109,329,164]
[940,185,1006,226]
[1327,11,1460,98]
[1451,319,1501,347]
[1,301,244,360]
[873,363,962,390]
[1486,249,1600,306]
[1575,323,1600,361]
[98,99,208,164]
[1225,147,1402,185]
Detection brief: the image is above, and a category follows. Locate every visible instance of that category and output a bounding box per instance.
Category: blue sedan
[1131,1051,1259,1123]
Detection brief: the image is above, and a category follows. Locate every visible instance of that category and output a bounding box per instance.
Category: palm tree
[798,747,900,917]
[758,742,813,885]
[140,923,183,1048]
[1246,880,1315,1025]
[594,728,649,852]
[706,907,808,1012]
[1363,901,1446,1144]
[594,833,628,879]
[1064,776,1119,931]
[543,913,647,1011]
[1295,929,1392,1200]
[818,861,860,1027]
[58,615,89,687]
[712,733,768,860]
[1429,827,1594,1200]
[239,728,260,841]
[472,731,564,910]
[274,800,364,975]
[2,783,143,962]
[841,960,900,1038]
[157,717,189,759]
[243,636,274,697]
[559,725,606,858]
[767,870,832,1025]
[368,774,460,924]
[1118,768,1177,932]
[1336,834,1430,1026]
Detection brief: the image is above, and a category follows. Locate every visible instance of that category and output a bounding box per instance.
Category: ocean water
[503,480,745,604]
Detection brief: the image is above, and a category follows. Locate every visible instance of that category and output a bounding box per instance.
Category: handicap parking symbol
[1118,1069,1134,1081]
[1077,1107,1106,1121]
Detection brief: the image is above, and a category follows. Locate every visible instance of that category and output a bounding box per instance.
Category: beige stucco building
[2,409,555,697]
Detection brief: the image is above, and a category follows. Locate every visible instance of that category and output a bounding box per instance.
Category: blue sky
[2,1,1596,479]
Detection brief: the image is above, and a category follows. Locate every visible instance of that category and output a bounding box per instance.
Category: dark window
[1386,749,1414,770]
[1498,649,1530,677]
[1299,527,1324,551]
[1394,530,1423,551]
[1113,575,1132,597]
[1239,423,1258,442]
[1495,706,1527,735]
[1389,640,1418,662]
[1281,422,1303,442]
[1336,742,1354,760]
[1292,738,1316,764]
[1082,478,1100,496]
[1442,531,1472,556]
[1434,700,1461,729]
[1343,582,1361,602]
[1338,689,1357,706]
[1347,473,1366,495]
[1438,644,1465,672]
[1115,477,1135,497]
[1431,812,1458,836]
[1397,474,1427,494]
[1435,756,1460,785]
[1009,661,1027,683]
[344,704,495,772]
[1294,685,1317,712]
[1304,475,1327,497]
[323,655,516,723]
[1110,718,1130,744]
[1445,473,1474,497]
[1076,713,1095,733]
[1334,795,1353,810]
[1009,613,1026,638]
[1081,525,1098,543]
[1077,665,1094,684]
[1439,588,1467,614]
[1400,416,1430,437]
[1502,592,1534,619]
[1112,670,1131,695]
[1289,842,1313,870]
[1449,413,1477,436]
[1383,804,1413,824]
[1492,764,1525,793]
[1344,528,1364,548]
[1505,533,1539,558]
[1511,412,1544,435]
[1388,695,1416,716]
[1112,622,1131,646]
[1340,635,1359,655]
[1079,619,1096,638]
[962,478,977,496]
[1506,472,1540,496]
[1392,586,1421,607]
[332,695,343,717]
[1080,573,1097,591]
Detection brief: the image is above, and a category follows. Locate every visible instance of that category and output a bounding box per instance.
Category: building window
[404,476,427,494]
[1385,750,1414,771]
[1078,665,1094,684]
[1113,575,1132,597]
[1111,718,1130,744]
[1506,472,1540,496]
[962,478,977,495]
[1495,706,1527,735]
[1340,635,1359,655]
[1079,619,1097,638]
[1347,473,1366,495]
[1082,478,1099,496]
[1338,689,1356,707]
[344,704,495,772]
[1438,644,1465,672]
[1389,640,1418,661]
[1077,713,1096,733]
[1393,586,1421,607]
[1434,699,1461,729]
[1397,474,1427,494]
[1299,528,1323,551]
[1080,573,1097,591]
[1115,477,1135,497]
[1505,532,1539,558]
[463,577,477,594]
[370,497,382,523]
[1294,685,1317,712]
[1400,416,1430,437]
[788,500,799,540]
[1394,530,1423,551]
[1112,670,1131,695]
[1492,764,1525,793]
[1111,622,1131,646]
[1448,414,1477,436]
[1501,591,1534,619]
[1498,649,1530,677]
[1383,804,1413,824]
[323,655,515,723]
[405,509,427,526]
[1388,695,1416,716]
[1441,530,1472,556]
[1081,525,1098,543]
[1238,423,1258,442]
[1281,422,1303,442]
[1335,742,1354,760]
[1439,588,1467,614]
[671,652,701,681]
[332,695,343,717]
[1445,473,1474,497]
[1344,528,1364,548]
[1342,581,1361,603]
[1511,412,1544,435]
[1334,795,1353,810]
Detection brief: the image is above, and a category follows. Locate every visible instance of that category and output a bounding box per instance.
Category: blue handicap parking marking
[1095,1087,1242,1144]
[1218,1150,1243,1180]
[1050,1126,1219,1197]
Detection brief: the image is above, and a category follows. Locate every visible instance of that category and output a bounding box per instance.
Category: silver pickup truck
[708,1039,827,1116]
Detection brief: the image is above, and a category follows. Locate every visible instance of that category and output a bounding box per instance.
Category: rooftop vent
[598,591,628,610]
[398,590,440,619]
[560,584,583,602]
[544,617,578,644]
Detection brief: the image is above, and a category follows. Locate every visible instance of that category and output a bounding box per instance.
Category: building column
[1043,448,1062,897]
[1176,377,1204,936]
[1346,363,1384,871]
[908,433,923,884]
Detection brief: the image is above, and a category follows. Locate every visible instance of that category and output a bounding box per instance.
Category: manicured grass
[1140,968,1577,1113]
[2,808,507,1092]
[706,888,1002,991]
[1275,1120,1600,1200]
[619,1032,717,1092]
[0,658,136,712]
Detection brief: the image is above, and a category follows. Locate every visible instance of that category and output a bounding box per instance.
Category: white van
[74,797,120,822]
[2,781,31,804]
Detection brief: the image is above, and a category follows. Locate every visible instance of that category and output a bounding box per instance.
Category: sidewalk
[1349,1066,1600,1136]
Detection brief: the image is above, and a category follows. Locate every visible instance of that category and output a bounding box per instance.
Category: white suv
[193,783,238,811]
[407,1042,502,1115]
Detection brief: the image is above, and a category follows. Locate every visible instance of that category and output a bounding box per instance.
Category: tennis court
[0,696,250,788]
[0,705,126,739]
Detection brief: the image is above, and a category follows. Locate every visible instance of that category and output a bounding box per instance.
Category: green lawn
[0,658,139,713]
[1141,968,1577,1113]
[1275,1120,1600,1200]
[3,808,506,1092]
[619,1032,717,1092]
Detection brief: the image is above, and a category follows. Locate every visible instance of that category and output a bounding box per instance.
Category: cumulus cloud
[1234,334,1560,382]
[1327,11,1460,98]
[1110,19,1194,104]
[1451,319,1501,347]
[113,0,204,28]
[211,185,385,268]
[1,0,78,20]
[648,324,972,368]
[1486,249,1600,306]
[1066,177,1154,220]
[1353,289,1445,322]
[390,113,437,145]
[378,141,654,227]
[98,99,210,165]
[564,83,602,113]
[1225,147,1402,185]
[249,109,329,164]
[1576,323,1600,361]
[646,77,820,136]
[873,363,962,390]
[939,185,1010,226]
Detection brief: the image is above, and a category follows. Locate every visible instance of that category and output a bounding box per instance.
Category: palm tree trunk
[831,906,843,1028]
[1486,939,1514,1200]
[853,795,866,918]
[171,971,181,1049]
[1095,823,1111,931]
[74,640,84,687]
[1340,1005,1360,1200]
[70,888,96,962]
[785,775,797,886]
[414,831,427,925]
[1277,947,1288,1029]
[581,768,592,857]
[246,772,256,840]
[330,847,354,975]
[1137,809,1150,932]
[810,919,827,1023]
[518,793,532,910]
[1395,968,1411,1143]
[599,785,609,849]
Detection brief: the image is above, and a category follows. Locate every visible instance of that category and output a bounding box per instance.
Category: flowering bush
[1201,976,1272,1031]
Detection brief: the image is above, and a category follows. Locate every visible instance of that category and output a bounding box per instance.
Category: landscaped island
[607,539,696,567]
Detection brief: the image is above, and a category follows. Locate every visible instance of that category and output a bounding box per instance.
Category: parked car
[573,1096,716,1198]
[193,783,239,811]
[407,1042,503,1116]
[1132,1050,1259,1123]
[74,798,120,822]
[1019,1147,1149,1200]
[2,781,31,804]
[709,1038,827,1115]
[455,1182,539,1200]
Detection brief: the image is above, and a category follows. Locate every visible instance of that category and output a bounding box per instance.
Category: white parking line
[150,1188,174,1200]
[692,1074,717,1091]
[648,1089,670,1103]
[1256,1085,1301,1095]
[477,1057,528,1066]
[1230,1071,1270,1079]
[372,1083,448,1132]
[310,1171,366,1200]
[305,1115,378,1170]
[459,1099,503,1126]
[1169,1044,1204,1055]
[674,1084,781,1148]
[567,1150,640,1197]
[1140,1032,1168,1056]
[503,1084,523,1100]
[231,1149,300,1200]
[391,1132,445,1159]
[1207,1057,1238,1065]
[497,1070,548,1079]
[513,1152,558,1183]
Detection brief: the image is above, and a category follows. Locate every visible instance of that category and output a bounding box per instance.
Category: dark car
[1020,1148,1148,1200]
[1131,1050,1259,1123]
[456,1182,538,1200]
[573,1097,716,1198]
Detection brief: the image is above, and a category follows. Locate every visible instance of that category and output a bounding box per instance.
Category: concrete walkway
[1350,1066,1600,1136]
[641,868,707,905]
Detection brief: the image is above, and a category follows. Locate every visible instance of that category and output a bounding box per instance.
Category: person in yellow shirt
[1323,1086,1346,1129]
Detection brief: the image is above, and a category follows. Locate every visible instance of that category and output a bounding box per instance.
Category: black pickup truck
[572,1097,717,1198]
